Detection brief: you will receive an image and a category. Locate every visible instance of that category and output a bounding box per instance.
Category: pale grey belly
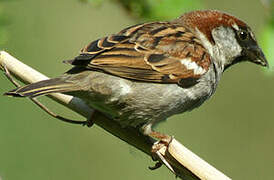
[68,71,216,128]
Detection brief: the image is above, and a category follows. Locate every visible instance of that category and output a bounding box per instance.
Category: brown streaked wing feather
[88,42,152,70]
[68,22,212,85]
[100,67,165,82]
[67,35,130,66]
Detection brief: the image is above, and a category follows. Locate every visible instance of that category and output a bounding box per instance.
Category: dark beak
[246,46,269,68]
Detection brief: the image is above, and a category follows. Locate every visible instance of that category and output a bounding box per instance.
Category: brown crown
[177,10,247,43]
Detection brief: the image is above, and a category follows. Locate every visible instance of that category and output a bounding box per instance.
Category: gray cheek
[212,26,242,63]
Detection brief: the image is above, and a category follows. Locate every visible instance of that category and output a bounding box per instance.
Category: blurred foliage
[261,24,274,70]
[260,0,274,71]
[0,2,8,46]
[80,0,203,20]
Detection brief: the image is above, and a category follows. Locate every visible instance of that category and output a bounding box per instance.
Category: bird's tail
[4,78,79,98]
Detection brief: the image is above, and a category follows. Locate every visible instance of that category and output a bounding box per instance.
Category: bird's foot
[147,131,175,174]
[82,111,95,127]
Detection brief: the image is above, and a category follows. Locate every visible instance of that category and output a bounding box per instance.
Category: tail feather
[4,78,79,98]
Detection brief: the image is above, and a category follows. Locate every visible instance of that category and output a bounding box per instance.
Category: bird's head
[178,10,268,71]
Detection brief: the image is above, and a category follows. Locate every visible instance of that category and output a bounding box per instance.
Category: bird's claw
[149,161,162,170]
[149,136,175,174]
[82,118,94,127]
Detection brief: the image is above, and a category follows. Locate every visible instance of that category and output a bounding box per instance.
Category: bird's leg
[3,65,94,127]
[142,124,174,173]
[142,123,172,146]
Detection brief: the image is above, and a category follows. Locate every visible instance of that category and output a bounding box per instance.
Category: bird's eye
[238,30,248,41]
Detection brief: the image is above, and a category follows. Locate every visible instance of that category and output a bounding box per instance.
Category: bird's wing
[66,22,211,86]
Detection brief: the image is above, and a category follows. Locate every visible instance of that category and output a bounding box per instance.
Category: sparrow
[5,10,268,141]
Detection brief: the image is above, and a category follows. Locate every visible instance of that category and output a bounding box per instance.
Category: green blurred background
[0,0,273,179]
